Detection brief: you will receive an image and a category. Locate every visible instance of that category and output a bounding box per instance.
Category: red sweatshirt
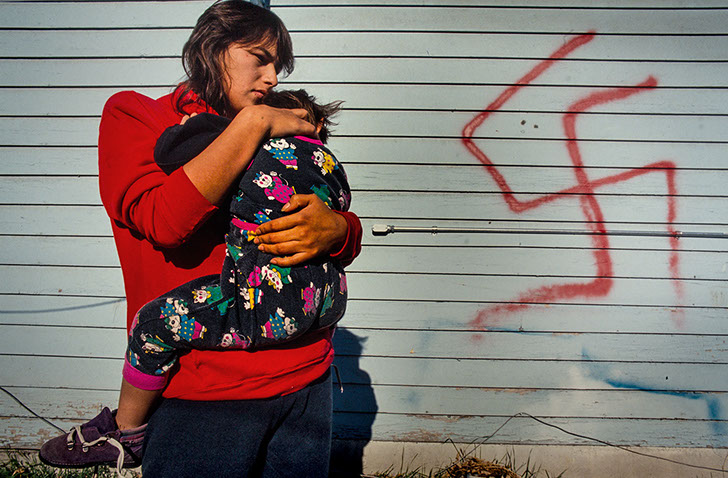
[98,89,362,400]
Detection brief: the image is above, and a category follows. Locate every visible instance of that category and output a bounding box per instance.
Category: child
[40,90,350,471]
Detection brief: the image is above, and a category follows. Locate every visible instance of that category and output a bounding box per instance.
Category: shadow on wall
[330,328,378,477]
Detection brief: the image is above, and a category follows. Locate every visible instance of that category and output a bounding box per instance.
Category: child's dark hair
[261,89,343,144]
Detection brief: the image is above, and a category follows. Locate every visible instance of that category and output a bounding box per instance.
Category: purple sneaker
[39,407,145,473]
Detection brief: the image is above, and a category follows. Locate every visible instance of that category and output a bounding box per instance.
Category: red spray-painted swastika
[461,32,683,329]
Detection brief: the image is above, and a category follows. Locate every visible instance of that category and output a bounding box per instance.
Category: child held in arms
[40,89,350,470]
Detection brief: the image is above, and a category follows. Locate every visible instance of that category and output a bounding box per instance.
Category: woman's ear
[316,119,324,134]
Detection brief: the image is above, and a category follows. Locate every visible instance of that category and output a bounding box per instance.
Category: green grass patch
[0,450,139,478]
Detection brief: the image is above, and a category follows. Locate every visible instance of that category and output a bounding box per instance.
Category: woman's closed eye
[249,47,275,65]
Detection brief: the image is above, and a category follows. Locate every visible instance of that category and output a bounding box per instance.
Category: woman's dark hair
[262,89,343,144]
[176,0,294,117]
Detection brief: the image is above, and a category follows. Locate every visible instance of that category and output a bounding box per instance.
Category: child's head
[261,89,342,144]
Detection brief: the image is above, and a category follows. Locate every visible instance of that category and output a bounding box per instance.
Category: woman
[44,2,361,477]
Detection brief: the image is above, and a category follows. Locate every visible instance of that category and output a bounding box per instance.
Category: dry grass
[366,446,566,478]
[444,456,522,477]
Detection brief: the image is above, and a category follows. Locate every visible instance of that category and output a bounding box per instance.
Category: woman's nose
[263,63,278,87]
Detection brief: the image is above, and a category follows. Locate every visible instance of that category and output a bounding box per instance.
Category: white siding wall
[1,0,727,464]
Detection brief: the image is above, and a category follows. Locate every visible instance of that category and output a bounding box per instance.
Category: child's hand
[180,112,198,125]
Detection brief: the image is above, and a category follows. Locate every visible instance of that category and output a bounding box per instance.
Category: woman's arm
[330,210,363,267]
[186,107,362,267]
[182,105,315,206]
[98,92,314,248]
[99,92,216,248]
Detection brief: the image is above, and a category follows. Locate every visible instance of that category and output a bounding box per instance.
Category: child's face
[222,42,280,115]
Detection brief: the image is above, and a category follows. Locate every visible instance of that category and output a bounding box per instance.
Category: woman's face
[222,42,280,115]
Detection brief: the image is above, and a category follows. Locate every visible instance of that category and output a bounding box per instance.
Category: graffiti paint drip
[462,32,684,330]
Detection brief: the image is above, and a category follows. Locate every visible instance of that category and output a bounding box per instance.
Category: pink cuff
[123,359,168,391]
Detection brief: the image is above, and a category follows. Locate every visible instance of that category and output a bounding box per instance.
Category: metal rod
[371,224,728,239]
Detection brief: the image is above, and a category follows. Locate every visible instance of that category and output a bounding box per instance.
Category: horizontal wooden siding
[0,1,726,451]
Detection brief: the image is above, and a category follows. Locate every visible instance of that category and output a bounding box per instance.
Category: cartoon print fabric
[124,132,350,384]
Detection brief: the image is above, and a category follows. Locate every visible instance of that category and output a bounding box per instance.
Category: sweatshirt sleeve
[330,210,363,267]
[98,91,219,248]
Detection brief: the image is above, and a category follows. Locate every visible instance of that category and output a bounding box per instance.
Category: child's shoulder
[154,113,231,175]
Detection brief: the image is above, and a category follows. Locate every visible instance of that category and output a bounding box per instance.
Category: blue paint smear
[405,389,421,407]
[582,348,727,443]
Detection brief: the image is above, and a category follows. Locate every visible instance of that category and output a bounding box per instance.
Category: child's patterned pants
[123,221,347,391]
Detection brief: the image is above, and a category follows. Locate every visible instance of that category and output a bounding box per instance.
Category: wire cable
[0,386,66,434]
[470,411,728,474]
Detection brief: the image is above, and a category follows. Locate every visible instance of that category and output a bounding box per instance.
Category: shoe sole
[38,452,141,469]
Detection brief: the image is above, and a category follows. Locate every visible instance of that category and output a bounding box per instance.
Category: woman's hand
[244,104,316,140]
[254,194,347,267]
